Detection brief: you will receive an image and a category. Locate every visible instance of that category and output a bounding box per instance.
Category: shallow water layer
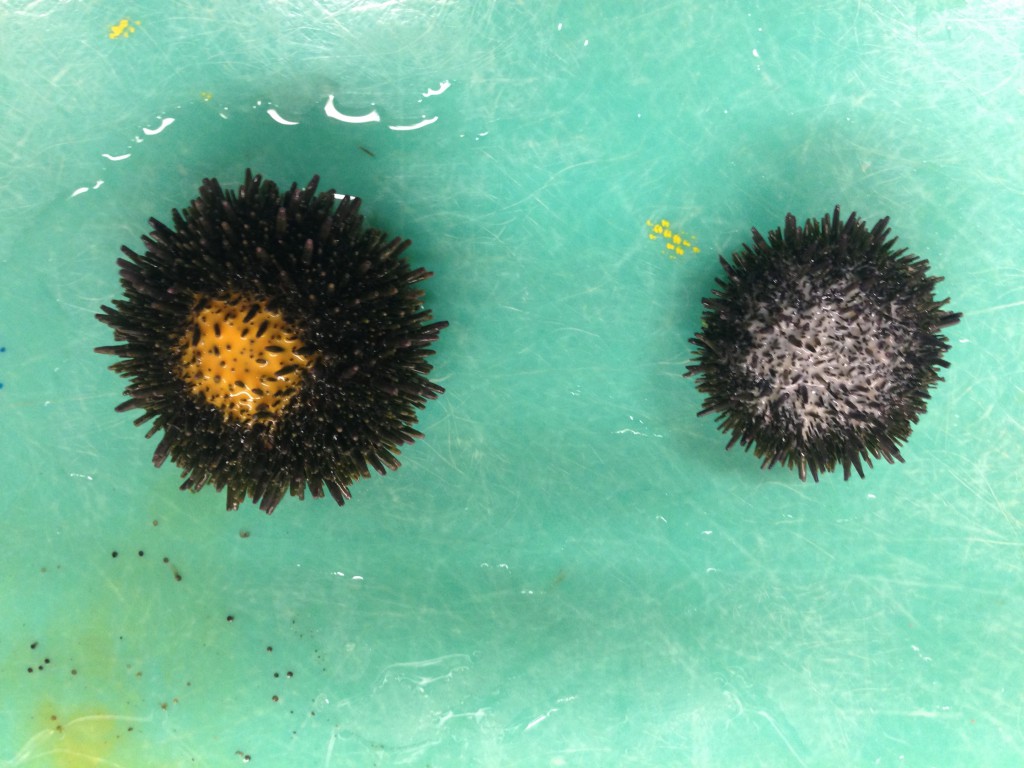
[1,1,1022,765]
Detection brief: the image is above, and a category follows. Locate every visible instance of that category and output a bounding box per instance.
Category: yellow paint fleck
[645,216,701,260]
[108,19,141,39]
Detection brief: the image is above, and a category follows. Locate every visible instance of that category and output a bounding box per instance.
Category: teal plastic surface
[1,1,1022,765]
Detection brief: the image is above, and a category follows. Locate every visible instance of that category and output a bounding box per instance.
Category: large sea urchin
[97,170,448,513]
[687,206,960,481]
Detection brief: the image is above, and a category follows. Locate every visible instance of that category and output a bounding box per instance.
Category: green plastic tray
[1,2,1021,765]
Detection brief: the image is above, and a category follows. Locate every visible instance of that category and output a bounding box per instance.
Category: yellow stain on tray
[646,218,701,260]
[108,19,141,39]
[13,703,154,768]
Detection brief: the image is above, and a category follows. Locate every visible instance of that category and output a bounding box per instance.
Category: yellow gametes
[108,19,141,39]
[646,218,700,259]
[177,294,317,423]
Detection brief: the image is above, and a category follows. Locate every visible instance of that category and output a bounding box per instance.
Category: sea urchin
[97,170,448,513]
[687,206,960,481]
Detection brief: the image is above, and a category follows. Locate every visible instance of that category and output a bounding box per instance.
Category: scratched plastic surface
[1,2,1022,766]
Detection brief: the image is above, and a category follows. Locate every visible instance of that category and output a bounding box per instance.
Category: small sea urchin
[97,170,448,513]
[687,206,961,481]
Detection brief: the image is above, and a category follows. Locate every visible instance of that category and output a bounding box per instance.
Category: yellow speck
[646,215,700,260]
[200,91,214,102]
[109,19,141,39]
